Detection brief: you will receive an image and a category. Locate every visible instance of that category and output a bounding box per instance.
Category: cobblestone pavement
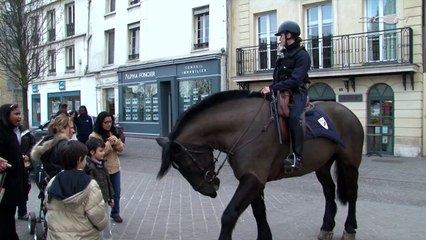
[17,137,426,240]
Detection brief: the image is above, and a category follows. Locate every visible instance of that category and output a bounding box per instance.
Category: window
[365,0,396,62]
[128,22,140,60]
[129,0,140,5]
[31,17,40,45]
[193,6,209,49]
[123,82,158,122]
[107,0,115,13]
[65,3,75,36]
[178,79,211,114]
[48,50,56,73]
[105,29,115,64]
[31,53,40,75]
[257,13,277,71]
[31,94,41,126]
[65,45,75,70]
[47,10,55,42]
[306,4,333,69]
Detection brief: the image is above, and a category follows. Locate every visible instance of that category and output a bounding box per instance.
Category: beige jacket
[89,132,125,174]
[45,173,107,240]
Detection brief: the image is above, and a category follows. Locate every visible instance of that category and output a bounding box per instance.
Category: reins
[212,97,272,178]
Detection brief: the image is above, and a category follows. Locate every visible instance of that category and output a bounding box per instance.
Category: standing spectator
[89,112,125,223]
[51,102,69,119]
[0,103,25,240]
[31,113,75,178]
[74,105,95,144]
[85,137,114,239]
[17,126,36,220]
[45,140,107,239]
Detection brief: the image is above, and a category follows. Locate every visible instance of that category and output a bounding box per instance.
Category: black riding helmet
[275,20,301,37]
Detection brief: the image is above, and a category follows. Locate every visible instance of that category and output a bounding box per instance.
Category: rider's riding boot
[284,124,303,171]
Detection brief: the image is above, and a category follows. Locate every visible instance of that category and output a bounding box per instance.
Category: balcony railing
[66,23,74,37]
[128,53,139,60]
[236,27,413,76]
[194,42,209,50]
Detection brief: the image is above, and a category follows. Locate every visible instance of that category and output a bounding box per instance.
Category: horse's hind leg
[251,190,272,240]
[315,160,337,240]
[219,173,266,240]
[337,160,359,238]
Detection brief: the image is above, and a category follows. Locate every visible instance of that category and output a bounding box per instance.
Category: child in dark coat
[85,138,114,240]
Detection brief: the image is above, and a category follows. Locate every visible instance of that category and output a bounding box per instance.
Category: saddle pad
[304,108,344,146]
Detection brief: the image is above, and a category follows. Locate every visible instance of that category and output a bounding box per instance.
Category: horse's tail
[334,159,348,205]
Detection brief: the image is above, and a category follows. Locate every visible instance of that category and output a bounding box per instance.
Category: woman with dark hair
[31,113,75,178]
[89,111,125,223]
[0,103,25,240]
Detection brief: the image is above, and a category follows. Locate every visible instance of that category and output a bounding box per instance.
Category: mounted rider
[261,20,311,171]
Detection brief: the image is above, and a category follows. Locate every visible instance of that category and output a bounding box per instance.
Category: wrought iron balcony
[194,42,209,50]
[236,27,413,76]
[128,53,139,60]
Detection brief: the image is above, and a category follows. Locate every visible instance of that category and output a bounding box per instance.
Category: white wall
[88,0,227,72]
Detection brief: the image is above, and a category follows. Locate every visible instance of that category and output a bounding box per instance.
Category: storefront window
[47,92,80,119]
[48,97,61,118]
[123,82,158,122]
[178,79,211,114]
[31,95,41,126]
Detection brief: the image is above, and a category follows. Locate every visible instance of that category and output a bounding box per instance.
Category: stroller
[28,164,49,240]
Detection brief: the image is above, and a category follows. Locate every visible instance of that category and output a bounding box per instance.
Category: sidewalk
[17,137,426,240]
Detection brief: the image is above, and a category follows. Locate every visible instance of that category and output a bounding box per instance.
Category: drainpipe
[225,0,231,90]
[85,0,91,75]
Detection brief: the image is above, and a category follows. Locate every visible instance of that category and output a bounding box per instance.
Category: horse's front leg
[251,190,272,240]
[219,173,265,240]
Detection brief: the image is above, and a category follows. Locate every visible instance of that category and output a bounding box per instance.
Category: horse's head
[156,137,220,198]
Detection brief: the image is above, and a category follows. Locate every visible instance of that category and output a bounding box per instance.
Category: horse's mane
[169,90,263,140]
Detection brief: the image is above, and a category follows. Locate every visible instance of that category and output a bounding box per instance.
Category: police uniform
[270,20,311,170]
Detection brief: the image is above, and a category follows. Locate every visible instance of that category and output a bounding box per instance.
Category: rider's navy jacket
[270,42,311,93]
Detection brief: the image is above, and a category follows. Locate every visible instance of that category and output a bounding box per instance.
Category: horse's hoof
[341,230,356,240]
[317,230,333,240]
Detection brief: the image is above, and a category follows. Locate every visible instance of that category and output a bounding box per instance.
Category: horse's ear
[156,137,169,147]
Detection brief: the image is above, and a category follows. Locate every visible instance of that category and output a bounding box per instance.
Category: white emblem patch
[318,117,329,130]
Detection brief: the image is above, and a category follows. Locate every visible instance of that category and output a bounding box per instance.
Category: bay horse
[156,90,363,240]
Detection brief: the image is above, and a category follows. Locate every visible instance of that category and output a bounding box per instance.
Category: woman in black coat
[0,103,25,240]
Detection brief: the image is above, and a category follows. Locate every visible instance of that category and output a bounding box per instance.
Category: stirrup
[283,153,302,172]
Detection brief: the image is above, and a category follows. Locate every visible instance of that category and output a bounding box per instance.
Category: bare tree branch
[0,0,55,127]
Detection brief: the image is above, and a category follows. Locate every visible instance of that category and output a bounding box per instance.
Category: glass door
[257,13,277,71]
[367,83,394,155]
[306,3,333,69]
[365,0,397,62]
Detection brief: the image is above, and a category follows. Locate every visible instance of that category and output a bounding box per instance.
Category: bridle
[172,142,218,185]
[171,97,273,190]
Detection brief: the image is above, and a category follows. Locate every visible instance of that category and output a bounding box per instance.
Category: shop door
[367,83,394,155]
[159,81,172,136]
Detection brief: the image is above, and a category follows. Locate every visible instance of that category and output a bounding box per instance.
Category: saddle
[276,90,312,142]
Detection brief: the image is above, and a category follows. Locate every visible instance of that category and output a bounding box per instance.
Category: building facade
[29,0,92,126]
[28,0,227,137]
[229,0,424,157]
[89,0,227,136]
